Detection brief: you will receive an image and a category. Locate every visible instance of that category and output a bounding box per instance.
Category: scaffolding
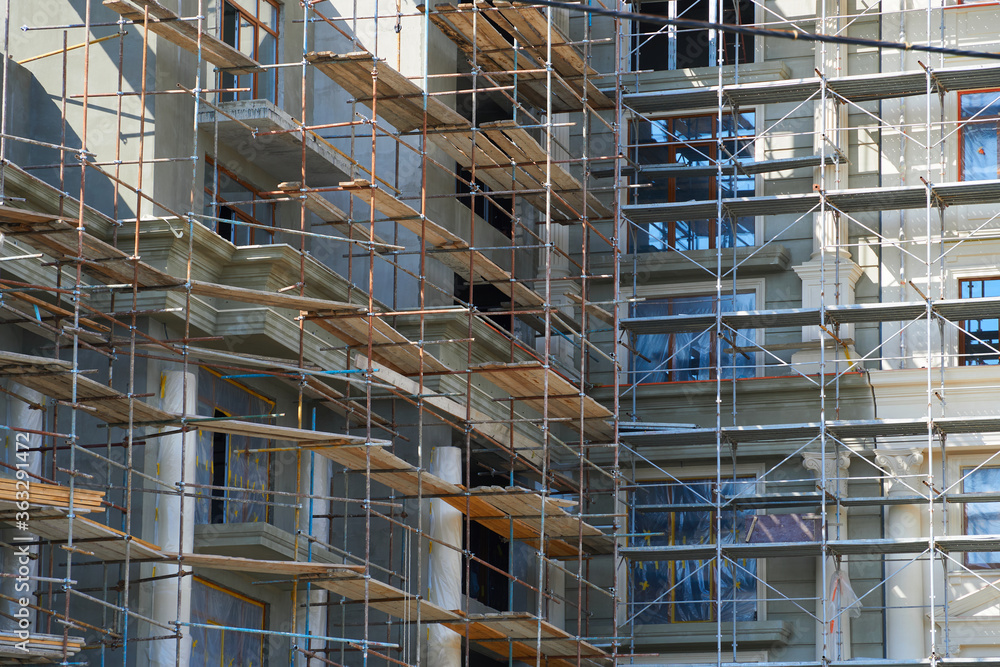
[0,0,999,666]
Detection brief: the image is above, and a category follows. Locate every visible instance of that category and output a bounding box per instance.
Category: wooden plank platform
[0,477,104,514]
[30,515,162,561]
[192,419,389,446]
[0,631,84,663]
[307,51,469,132]
[444,612,610,666]
[0,210,375,314]
[316,438,601,557]
[471,361,614,440]
[103,0,261,74]
[342,179,544,308]
[277,181,394,251]
[0,350,174,425]
[421,1,614,112]
[313,571,462,622]
[311,310,453,375]
[0,350,388,448]
[341,179,610,331]
[306,52,610,223]
[160,552,365,578]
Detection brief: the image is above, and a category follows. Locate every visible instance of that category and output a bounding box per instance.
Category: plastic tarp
[825,556,861,629]
[632,292,756,383]
[428,447,462,667]
[963,465,1000,566]
[961,91,1000,181]
[189,577,265,667]
[195,370,271,524]
[631,479,757,624]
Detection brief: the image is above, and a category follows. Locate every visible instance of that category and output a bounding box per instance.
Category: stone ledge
[590,244,791,283]
[193,521,341,565]
[633,620,792,651]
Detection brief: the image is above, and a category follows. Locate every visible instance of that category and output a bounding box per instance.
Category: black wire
[470,0,1000,63]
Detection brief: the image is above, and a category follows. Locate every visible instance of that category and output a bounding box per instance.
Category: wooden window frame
[958,88,1000,182]
[219,0,280,102]
[630,474,760,624]
[204,156,276,245]
[628,111,756,254]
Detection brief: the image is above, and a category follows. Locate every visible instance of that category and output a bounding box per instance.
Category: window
[190,577,266,666]
[631,291,756,382]
[630,478,757,624]
[204,157,276,245]
[629,112,755,253]
[633,0,754,71]
[963,466,1000,567]
[195,368,273,524]
[219,0,279,103]
[958,278,1000,365]
[467,521,510,611]
[960,90,1000,181]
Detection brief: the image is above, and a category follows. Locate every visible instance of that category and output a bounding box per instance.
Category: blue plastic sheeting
[195,369,272,525]
[630,479,757,624]
[632,292,756,383]
[189,577,266,666]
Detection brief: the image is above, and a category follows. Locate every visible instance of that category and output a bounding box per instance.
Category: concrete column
[427,447,462,667]
[546,561,566,630]
[2,387,43,632]
[874,448,926,660]
[791,0,863,373]
[297,454,330,666]
[149,371,197,667]
[802,450,852,660]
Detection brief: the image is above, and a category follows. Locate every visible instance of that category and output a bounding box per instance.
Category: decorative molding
[801,451,852,492]
[874,448,925,495]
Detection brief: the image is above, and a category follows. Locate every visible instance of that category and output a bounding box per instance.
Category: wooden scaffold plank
[471,361,614,440]
[306,51,469,132]
[103,0,261,74]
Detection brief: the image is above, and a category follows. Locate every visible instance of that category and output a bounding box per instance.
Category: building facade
[0,0,998,665]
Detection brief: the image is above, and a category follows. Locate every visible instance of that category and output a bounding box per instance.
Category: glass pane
[631,478,757,624]
[722,216,755,248]
[964,467,1000,566]
[190,579,265,666]
[962,279,1000,364]
[675,143,712,167]
[721,112,756,138]
[256,31,277,99]
[961,93,1000,181]
[632,220,671,254]
[673,116,714,143]
[239,19,255,58]
[674,175,711,201]
[259,1,279,32]
[674,219,712,251]
[962,121,999,181]
[633,292,755,382]
[962,92,1000,120]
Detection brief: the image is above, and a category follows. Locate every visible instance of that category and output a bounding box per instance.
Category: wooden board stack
[0,478,104,514]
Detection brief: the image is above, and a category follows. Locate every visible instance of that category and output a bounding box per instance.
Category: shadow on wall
[6,0,166,220]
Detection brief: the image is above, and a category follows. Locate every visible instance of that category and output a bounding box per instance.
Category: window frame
[627,110,759,254]
[958,88,1000,182]
[627,278,765,384]
[956,276,1000,366]
[628,465,765,626]
[196,366,275,525]
[218,0,280,103]
[630,0,757,72]
[204,156,277,245]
